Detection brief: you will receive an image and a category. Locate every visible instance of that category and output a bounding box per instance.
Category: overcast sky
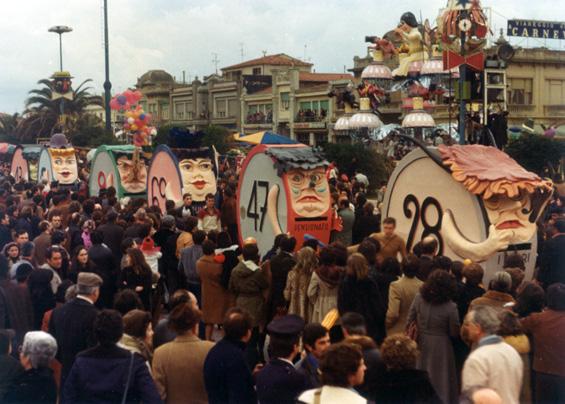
[1,0,564,113]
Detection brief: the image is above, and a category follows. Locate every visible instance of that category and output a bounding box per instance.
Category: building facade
[504,48,565,127]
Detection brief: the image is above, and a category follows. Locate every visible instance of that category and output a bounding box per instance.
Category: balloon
[132,90,142,102]
[124,90,137,105]
[110,98,120,110]
[127,117,135,125]
[131,124,138,131]
[117,95,127,105]
[150,128,157,136]
[139,113,146,121]
[123,124,131,130]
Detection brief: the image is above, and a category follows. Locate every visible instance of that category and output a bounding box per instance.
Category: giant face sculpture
[116,154,147,194]
[238,145,340,254]
[285,167,330,217]
[179,156,217,202]
[439,144,552,262]
[48,148,78,184]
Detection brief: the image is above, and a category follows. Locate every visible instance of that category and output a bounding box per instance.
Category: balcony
[295,109,327,123]
[544,105,565,117]
[245,112,273,124]
[508,104,535,115]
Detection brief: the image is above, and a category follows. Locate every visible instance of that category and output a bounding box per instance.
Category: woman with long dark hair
[119,248,153,311]
[407,269,460,404]
[3,242,20,271]
[338,253,385,343]
[68,245,94,283]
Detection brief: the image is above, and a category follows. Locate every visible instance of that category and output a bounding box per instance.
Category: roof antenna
[239,42,245,61]
[211,53,220,74]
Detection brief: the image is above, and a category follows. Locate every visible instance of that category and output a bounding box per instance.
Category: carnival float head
[267,147,331,218]
[89,145,148,198]
[439,144,553,246]
[238,144,340,254]
[39,133,78,185]
[169,127,218,203]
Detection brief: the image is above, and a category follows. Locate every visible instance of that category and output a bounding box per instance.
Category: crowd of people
[0,161,564,404]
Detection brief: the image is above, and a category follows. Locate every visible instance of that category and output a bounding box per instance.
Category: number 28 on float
[237,144,340,254]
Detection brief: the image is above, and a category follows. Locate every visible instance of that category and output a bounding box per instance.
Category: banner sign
[507,19,565,39]
[243,75,272,94]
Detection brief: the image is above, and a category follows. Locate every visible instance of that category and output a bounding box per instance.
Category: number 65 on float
[237,144,341,254]
[382,144,553,283]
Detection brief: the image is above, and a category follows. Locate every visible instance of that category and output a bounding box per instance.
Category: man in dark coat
[0,256,33,345]
[203,308,257,404]
[538,219,565,289]
[267,236,296,322]
[153,215,180,293]
[48,272,101,387]
[295,323,330,388]
[96,210,124,259]
[87,230,116,308]
[0,330,24,401]
[255,315,309,404]
[0,211,12,251]
[32,221,52,267]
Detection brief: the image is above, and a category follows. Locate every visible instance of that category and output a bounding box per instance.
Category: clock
[459,18,472,32]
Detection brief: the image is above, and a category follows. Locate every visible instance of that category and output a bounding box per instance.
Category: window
[252,67,261,75]
[161,103,169,120]
[546,80,565,105]
[296,100,329,122]
[280,92,290,110]
[246,104,272,123]
[508,78,533,105]
[175,102,185,120]
[215,98,227,118]
[228,99,238,117]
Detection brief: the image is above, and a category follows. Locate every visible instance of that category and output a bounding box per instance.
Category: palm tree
[18,77,103,142]
[0,113,20,142]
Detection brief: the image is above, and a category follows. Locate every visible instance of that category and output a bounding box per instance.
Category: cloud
[1,0,563,113]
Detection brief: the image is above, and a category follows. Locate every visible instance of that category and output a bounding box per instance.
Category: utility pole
[103,0,112,133]
[212,53,220,75]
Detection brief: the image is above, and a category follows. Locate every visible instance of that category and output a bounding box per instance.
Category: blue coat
[203,337,256,404]
[62,344,161,404]
[255,358,309,404]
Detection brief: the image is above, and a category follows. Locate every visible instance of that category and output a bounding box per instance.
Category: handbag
[121,352,135,404]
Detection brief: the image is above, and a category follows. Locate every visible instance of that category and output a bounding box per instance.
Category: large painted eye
[485,195,500,209]
[291,173,304,184]
[199,162,212,170]
[54,158,63,165]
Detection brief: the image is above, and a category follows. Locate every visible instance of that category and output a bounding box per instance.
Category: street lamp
[48,25,73,71]
[103,0,112,133]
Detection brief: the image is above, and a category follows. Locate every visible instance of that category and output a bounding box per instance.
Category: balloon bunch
[109,89,142,111]
[110,90,156,147]
[123,106,156,146]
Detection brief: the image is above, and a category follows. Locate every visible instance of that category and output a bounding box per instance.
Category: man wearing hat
[48,272,102,389]
[255,315,310,404]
